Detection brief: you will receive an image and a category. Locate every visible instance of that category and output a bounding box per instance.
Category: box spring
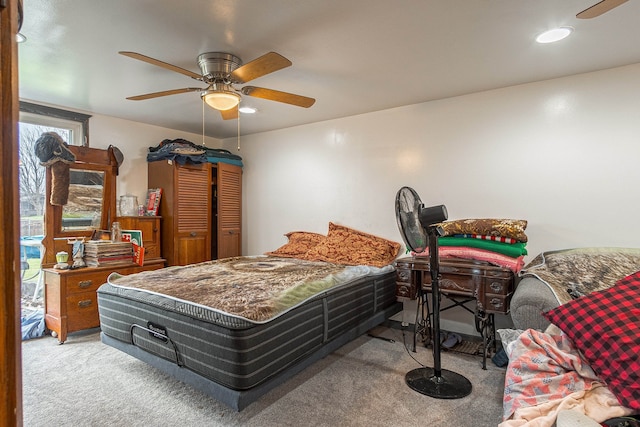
[97,269,400,410]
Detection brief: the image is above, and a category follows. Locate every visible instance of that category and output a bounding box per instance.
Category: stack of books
[84,241,133,267]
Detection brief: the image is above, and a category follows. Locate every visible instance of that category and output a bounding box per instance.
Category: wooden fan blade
[220,107,239,120]
[577,0,628,18]
[126,87,204,101]
[230,52,292,84]
[241,86,315,108]
[119,51,203,80]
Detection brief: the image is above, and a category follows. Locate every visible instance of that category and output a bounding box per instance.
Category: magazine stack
[84,241,133,267]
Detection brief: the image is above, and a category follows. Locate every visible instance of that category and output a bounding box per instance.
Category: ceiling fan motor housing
[197,52,242,84]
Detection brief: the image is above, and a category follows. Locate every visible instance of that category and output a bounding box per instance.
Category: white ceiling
[18,0,640,140]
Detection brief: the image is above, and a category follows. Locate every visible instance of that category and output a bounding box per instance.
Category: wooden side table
[394,256,516,369]
[44,259,165,343]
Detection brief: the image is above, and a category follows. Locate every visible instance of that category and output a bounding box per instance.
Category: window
[19,101,90,146]
[18,103,90,224]
[18,103,92,297]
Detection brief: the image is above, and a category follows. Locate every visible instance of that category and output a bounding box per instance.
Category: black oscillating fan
[394,186,472,399]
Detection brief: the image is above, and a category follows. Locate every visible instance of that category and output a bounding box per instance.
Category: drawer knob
[490,282,503,292]
[490,298,503,308]
[78,280,93,288]
[190,232,197,237]
[78,299,93,308]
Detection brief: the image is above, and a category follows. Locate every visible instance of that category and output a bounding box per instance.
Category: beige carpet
[22,324,507,426]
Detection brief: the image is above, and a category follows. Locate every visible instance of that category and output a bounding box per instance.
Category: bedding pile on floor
[411,218,528,273]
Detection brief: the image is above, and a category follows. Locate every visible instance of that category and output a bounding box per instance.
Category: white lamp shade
[202,91,241,110]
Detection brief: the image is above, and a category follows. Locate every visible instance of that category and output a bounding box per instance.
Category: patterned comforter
[107,255,391,322]
[519,247,640,305]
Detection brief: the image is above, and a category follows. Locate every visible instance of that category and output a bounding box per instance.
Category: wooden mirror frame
[41,145,118,267]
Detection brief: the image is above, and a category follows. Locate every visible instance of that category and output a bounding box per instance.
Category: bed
[97,223,402,411]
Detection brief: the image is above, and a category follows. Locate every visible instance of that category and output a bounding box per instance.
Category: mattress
[97,256,400,409]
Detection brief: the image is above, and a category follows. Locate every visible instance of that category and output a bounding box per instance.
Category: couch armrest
[510,277,560,330]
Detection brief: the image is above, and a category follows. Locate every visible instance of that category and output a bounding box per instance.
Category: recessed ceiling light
[239,106,257,114]
[536,27,573,44]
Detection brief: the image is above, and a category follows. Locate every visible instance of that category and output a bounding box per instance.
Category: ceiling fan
[120,51,315,120]
[576,0,628,18]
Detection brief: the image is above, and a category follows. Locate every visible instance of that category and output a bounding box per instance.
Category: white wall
[228,63,640,260]
[88,115,223,207]
[224,63,640,334]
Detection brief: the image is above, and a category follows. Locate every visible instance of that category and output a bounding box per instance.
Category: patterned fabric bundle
[413,218,528,273]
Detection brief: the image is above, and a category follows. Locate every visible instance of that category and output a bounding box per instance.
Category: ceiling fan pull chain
[202,98,205,146]
[237,107,241,151]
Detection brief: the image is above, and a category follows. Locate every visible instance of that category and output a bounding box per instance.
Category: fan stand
[405,225,473,399]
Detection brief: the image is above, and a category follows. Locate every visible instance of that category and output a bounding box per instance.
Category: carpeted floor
[22,324,507,426]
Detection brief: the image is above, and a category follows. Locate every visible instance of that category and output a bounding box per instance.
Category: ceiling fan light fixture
[536,27,573,44]
[202,89,241,111]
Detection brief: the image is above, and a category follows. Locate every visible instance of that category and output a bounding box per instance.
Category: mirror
[42,146,118,267]
[61,169,105,231]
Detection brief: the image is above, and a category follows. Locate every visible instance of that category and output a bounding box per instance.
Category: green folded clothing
[437,237,527,257]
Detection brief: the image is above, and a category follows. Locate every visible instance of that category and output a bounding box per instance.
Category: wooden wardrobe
[148,160,242,266]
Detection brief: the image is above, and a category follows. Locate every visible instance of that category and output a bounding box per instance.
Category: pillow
[437,219,528,242]
[265,231,326,258]
[302,222,400,267]
[542,271,640,410]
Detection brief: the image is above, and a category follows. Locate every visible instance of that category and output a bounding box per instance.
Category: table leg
[413,289,431,352]
[475,310,496,370]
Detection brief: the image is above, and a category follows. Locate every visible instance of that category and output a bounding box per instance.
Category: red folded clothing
[411,246,525,273]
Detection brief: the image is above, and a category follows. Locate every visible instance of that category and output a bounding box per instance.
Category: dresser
[394,256,516,369]
[43,259,165,343]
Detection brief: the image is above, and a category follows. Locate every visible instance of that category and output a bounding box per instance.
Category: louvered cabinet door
[175,163,211,265]
[215,162,242,259]
[148,160,212,266]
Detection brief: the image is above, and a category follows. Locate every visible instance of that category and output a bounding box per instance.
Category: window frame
[19,101,91,146]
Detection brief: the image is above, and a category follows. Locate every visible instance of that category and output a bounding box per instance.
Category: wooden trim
[0,0,23,424]
[19,101,91,146]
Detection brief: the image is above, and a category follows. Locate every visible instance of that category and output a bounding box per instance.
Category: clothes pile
[412,218,528,273]
[147,138,243,167]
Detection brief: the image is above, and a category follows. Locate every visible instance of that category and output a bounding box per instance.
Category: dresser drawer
[66,292,100,331]
[64,271,109,295]
[395,267,416,299]
[483,278,512,296]
[478,293,512,314]
[422,273,478,296]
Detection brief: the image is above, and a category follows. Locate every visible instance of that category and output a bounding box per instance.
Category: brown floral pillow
[437,218,528,242]
[302,222,401,267]
[265,231,326,258]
